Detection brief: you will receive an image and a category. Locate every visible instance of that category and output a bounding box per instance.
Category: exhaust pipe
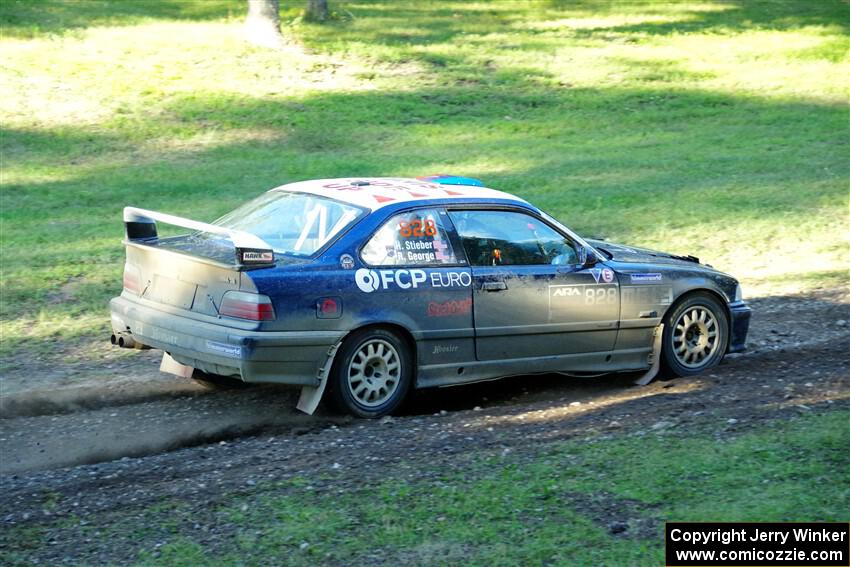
[111,332,149,349]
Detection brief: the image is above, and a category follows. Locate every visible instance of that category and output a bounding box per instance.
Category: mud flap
[296,340,342,415]
[160,352,195,378]
[633,324,664,386]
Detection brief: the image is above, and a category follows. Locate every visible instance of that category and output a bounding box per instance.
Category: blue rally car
[110,176,751,417]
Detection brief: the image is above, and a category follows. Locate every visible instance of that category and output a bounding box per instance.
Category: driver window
[447,210,578,267]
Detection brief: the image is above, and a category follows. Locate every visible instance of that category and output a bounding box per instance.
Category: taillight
[123,266,140,295]
[220,291,275,321]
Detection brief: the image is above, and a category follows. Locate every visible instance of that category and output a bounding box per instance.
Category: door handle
[482,281,507,292]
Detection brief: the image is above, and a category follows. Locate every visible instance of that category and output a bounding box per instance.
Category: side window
[361,208,459,266]
[448,210,578,267]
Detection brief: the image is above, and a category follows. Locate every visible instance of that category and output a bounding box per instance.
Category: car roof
[269,177,527,211]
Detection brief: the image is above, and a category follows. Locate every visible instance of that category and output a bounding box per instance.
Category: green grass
[4,409,847,565]
[1,0,848,357]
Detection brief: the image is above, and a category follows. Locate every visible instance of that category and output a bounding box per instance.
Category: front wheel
[328,328,413,418]
[661,293,729,377]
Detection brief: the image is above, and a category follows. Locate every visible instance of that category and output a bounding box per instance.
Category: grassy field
[0,4,848,564]
[3,409,847,565]
[1,1,848,356]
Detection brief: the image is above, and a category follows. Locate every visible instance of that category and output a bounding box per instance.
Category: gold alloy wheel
[347,338,402,407]
[672,305,721,368]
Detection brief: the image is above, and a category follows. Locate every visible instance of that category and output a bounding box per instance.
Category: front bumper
[727,300,752,353]
[110,296,344,386]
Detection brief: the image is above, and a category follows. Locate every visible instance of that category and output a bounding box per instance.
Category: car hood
[586,239,706,268]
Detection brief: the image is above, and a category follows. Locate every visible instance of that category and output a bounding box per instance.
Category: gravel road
[0,287,847,564]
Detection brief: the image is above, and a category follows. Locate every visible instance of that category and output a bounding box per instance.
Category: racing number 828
[399,220,437,238]
[585,287,617,305]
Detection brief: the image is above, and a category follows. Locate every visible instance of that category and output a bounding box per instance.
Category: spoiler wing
[123,206,275,268]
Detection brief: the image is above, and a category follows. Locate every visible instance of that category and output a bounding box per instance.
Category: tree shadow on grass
[542,0,850,35]
[2,79,845,241]
[3,79,845,190]
[299,0,850,56]
[0,0,240,38]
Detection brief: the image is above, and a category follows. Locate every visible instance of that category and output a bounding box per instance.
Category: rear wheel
[661,293,728,377]
[328,328,413,418]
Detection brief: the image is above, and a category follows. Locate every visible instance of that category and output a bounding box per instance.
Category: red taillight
[220,291,275,321]
[123,267,140,295]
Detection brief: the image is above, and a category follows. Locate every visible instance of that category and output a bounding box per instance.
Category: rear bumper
[727,300,751,353]
[110,295,344,386]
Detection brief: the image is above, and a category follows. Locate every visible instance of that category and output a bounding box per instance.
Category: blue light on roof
[417,174,485,187]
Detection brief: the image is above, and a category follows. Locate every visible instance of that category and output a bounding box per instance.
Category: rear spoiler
[123,206,275,268]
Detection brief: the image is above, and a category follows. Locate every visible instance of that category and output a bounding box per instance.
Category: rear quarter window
[361,208,459,266]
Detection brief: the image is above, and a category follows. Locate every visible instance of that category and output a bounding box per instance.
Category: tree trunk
[245,0,283,48]
[305,0,329,21]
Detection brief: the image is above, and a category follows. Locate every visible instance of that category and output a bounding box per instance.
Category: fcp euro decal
[355,268,471,293]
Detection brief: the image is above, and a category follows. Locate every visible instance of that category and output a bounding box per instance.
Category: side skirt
[415,346,652,389]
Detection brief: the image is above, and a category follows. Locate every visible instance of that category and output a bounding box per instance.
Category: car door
[447,208,619,361]
[358,207,474,368]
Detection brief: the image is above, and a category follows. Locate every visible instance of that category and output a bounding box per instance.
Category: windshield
[214,191,366,256]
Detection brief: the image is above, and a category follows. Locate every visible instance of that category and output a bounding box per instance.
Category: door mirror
[580,246,597,268]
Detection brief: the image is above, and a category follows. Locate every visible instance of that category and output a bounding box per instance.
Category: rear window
[214,191,365,256]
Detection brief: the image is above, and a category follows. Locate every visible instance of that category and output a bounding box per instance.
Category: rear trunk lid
[125,235,255,317]
[121,206,275,317]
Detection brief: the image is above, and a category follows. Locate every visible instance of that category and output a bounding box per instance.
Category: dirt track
[1,288,848,474]
[0,288,848,562]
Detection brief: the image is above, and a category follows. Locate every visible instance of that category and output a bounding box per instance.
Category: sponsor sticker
[589,268,602,283]
[552,286,581,297]
[240,250,274,264]
[601,268,615,283]
[427,298,472,317]
[432,344,459,355]
[339,254,355,270]
[622,285,673,306]
[630,273,663,283]
[550,284,618,306]
[205,340,242,358]
[355,269,382,293]
[355,268,471,293]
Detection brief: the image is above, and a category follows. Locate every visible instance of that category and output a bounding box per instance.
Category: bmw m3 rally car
[110,176,751,417]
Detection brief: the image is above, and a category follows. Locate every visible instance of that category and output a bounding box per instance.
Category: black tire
[328,327,413,418]
[661,292,729,377]
[190,371,250,390]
